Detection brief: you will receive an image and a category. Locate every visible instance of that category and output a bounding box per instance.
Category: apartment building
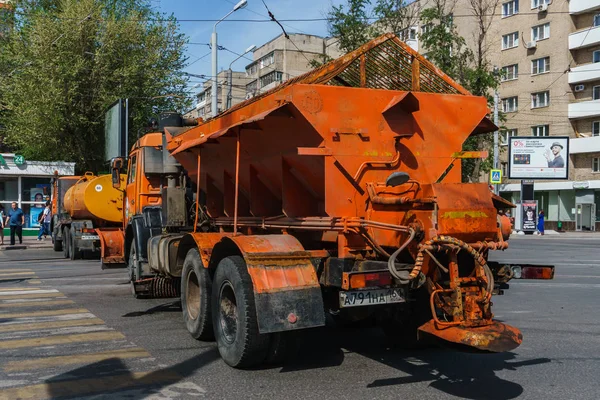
[194,70,248,119]
[397,0,600,230]
[492,0,600,231]
[244,33,342,98]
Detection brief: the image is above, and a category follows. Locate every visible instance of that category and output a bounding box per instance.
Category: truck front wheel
[212,255,269,368]
[181,249,214,341]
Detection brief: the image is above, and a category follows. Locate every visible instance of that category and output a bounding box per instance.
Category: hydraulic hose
[387,228,416,284]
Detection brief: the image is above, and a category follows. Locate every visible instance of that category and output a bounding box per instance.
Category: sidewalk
[510,230,600,239]
[0,235,54,251]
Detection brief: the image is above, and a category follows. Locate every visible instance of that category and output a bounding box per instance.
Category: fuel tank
[63,173,126,223]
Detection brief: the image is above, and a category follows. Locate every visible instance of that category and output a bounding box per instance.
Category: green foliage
[327,0,376,54]
[0,0,190,172]
[419,3,500,182]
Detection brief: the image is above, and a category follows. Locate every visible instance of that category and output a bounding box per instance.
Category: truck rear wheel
[70,231,82,260]
[212,255,270,368]
[62,227,70,259]
[181,249,214,341]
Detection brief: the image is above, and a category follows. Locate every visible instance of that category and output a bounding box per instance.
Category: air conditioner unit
[525,41,537,49]
[575,84,585,92]
[538,3,548,12]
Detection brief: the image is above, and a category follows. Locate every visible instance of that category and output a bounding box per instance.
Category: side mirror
[110,157,124,189]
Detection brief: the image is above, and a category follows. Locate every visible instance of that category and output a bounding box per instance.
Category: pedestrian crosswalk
[0,268,205,399]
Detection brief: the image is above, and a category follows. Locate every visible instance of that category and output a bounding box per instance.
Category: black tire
[181,249,214,341]
[70,230,81,260]
[62,227,70,259]
[212,255,270,368]
[128,243,143,299]
[52,237,63,252]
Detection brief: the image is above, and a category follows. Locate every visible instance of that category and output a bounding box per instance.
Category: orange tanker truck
[109,34,554,368]
[51,172,126,265]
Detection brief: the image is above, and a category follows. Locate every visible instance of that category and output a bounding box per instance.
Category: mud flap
[255,287,325,334]
[418,319,523,352]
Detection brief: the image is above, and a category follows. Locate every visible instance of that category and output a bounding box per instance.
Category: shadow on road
[45,347,220,399]
[121,300,182,318]
[281,326,550,400]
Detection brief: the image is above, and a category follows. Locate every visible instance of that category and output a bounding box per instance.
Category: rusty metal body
[129,34,552,355]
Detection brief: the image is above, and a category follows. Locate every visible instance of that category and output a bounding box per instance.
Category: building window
[399,27,417,41]
[532,23,550,41]
[593,157,600,172]
[502,32,519,49]
[531,125,549,136]
[501,128,518,145]
[531,57,550,75]
[421,24,432,35]
[593,121,600,136]
[502,0,519,17]
[246,64,258,76]
[594,50,600,63]
[260,52,275,69]
[502,96,519,112]
[531,91,550,108]
[259,71,283,88]
[531,0,549,7]
[501,64,519,81]
[594,14,600,27]
[501,162,508,177]
[197,92,206,103]
[594,85,600,100]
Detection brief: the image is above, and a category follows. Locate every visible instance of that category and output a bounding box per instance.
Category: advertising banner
[522,201,538,232]
[29,188,45,228]
[508,136,569,180]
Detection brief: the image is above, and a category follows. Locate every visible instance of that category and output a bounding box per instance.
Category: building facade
[0,154,75,232]
[194,70,248,119]
[399,0,600,230]
[244,34,342,98]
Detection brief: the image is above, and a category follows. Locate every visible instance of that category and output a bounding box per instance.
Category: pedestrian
[37,201,51,241]
[538,210,545,236]
[7,202,25,245]
[0,204,5,245]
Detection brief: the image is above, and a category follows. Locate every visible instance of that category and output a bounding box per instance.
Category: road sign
[14,155,25,165]
[490,169,502,184]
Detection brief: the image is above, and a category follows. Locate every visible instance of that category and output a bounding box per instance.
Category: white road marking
[0,313,97,325]
[0,290,59,296]
[0,325,112,340]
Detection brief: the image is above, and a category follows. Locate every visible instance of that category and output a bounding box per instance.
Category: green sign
[490,169,502,184]
[14,155,25,165]
[0,154,6,166]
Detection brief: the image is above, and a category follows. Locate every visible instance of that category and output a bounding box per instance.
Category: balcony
[568,63,600,84]
[568,99,600,119]
[569,26,600,50]
[570,0,600,14]
[570,136,600,154]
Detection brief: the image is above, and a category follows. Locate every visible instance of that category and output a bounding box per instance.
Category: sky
[155,0,347,92]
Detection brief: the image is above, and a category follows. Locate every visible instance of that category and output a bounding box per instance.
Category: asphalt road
[0,236,599,399]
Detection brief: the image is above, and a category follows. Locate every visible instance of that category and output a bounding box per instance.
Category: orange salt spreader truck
[109,34,555,368]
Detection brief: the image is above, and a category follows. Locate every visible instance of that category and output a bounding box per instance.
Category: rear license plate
[81,235,100,240]
[339,288,405,308]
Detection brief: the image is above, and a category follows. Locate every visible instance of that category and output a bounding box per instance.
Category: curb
[0,244,54,251]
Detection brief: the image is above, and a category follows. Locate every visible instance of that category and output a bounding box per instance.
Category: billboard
[508,136,569,180]
[104,99,128,162]
[521,201,538,232]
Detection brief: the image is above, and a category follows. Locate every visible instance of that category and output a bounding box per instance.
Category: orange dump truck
[111,34,554,368]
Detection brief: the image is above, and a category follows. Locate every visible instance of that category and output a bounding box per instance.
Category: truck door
[125,151,139,226]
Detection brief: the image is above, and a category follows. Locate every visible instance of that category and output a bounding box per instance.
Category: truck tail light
[349,272,392,289]
[512,265,554,280]
[83,228,96,234]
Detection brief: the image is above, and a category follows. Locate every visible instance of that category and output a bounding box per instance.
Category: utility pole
[227,45,257,110]
[493,66,500,195]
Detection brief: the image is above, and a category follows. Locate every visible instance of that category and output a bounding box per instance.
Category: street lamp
[227,44,256,109]
[211,0,248,118]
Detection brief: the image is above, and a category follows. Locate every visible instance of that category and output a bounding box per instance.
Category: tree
[0,0,189,172]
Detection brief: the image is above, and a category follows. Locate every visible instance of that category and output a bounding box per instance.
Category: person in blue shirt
[6,202,25,246]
